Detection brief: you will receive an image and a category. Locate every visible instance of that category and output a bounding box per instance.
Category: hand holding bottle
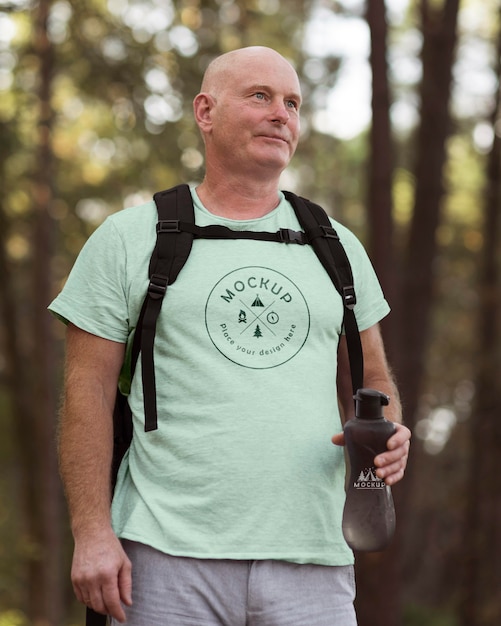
[332,415,411,486]
[339,389,400,552]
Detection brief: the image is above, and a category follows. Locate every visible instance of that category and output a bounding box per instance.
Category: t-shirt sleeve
[332,221,391,331]
[48,217,130,343]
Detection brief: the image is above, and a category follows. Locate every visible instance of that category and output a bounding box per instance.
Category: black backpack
[86,183,363,626]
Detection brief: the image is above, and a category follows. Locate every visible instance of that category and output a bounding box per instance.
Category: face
[197,49,302,177]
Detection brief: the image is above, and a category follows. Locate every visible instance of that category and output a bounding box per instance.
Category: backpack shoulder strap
[117,185,195,431]
[135,183,195,432]
[283,190,364,395]
[114,185,363,456]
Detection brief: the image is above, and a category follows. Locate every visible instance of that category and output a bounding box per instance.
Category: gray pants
[112,540,357,626]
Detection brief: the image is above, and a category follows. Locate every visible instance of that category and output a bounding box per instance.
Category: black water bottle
[342,389,396,552]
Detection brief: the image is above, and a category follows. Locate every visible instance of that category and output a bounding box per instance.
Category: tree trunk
[359,2,460,624]
[391,4,460,622]
[396,0,460,435]
[356,4,401,626]
[460,8,501,624]
[365,0,396,360]
[28,0,65,622]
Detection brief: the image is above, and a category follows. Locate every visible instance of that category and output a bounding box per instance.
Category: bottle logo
[353,468,386,489]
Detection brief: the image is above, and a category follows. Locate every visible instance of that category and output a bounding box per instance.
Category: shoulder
[282,192,363,246]
[84,200,157,252]
[327,217,366,252]
[105,200,157,234]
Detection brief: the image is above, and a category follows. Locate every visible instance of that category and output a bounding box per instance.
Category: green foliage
[0,611,29,626]
[0,0,500,622]
[404,604,458,626]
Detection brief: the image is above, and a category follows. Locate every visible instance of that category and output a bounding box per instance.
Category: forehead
[228,56,301,99]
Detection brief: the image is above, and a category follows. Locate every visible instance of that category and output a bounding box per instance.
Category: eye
[254,92,266,101]
[286,99,299,110]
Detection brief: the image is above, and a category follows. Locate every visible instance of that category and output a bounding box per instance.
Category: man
[51,46,411,625]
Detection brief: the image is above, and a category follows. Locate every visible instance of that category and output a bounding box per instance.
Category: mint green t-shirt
[49,189,390,566]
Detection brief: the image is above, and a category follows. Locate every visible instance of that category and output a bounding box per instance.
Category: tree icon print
[253,325,263,338]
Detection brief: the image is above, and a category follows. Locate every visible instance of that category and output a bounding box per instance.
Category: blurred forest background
[0,0,500,624]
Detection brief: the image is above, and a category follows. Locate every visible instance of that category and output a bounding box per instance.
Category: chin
[256,151,291,170]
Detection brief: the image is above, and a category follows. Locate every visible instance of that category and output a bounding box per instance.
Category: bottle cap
[353,388,390,419]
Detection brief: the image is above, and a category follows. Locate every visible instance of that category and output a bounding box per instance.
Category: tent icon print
[252,294,264,307]
[358,469,378,482]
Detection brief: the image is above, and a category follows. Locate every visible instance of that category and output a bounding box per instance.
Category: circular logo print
[205,266,310,368]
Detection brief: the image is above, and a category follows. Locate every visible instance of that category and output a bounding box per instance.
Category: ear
[193,93,214,133]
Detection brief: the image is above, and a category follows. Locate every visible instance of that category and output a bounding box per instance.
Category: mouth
[259,134,289,144]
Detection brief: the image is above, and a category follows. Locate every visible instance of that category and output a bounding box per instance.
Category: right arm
[334,324,410,486]
[58,323,132,622]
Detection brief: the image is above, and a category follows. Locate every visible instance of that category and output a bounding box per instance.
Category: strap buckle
[148,273,169,298]
[342,285,357,310]
[157,220,181,233]
[320,225,340,240]
[279,228,306,245]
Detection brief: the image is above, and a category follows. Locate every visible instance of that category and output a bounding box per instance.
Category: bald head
[193,45,302,181]
[200,47,300,99]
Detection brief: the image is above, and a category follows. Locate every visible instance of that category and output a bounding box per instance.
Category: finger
[74,564,127,620]
[387,424,411,450]
[73,582,85,604]
[87,585,108,616]
[374,441,410,471]
[331,432,345,446]
[82,584,126,624]
[118,557,133,607]
[73,581,98,608]
[101,577,129,623]
[377,465,405,486]
[375,447,409,485]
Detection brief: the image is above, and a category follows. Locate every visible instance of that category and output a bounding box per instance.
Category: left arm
[333,323,411,486]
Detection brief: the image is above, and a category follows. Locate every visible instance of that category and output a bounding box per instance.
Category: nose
[270,99,290,124]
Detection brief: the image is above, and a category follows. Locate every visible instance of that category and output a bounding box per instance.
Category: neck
[196,171,282,220]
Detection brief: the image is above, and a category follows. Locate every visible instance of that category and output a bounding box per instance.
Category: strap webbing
[137,184,366,431]
[137,185,363,429]
[158,221,309,245]
[85,608,107,626]
[283,191,364,395]
[139,184,195,431]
